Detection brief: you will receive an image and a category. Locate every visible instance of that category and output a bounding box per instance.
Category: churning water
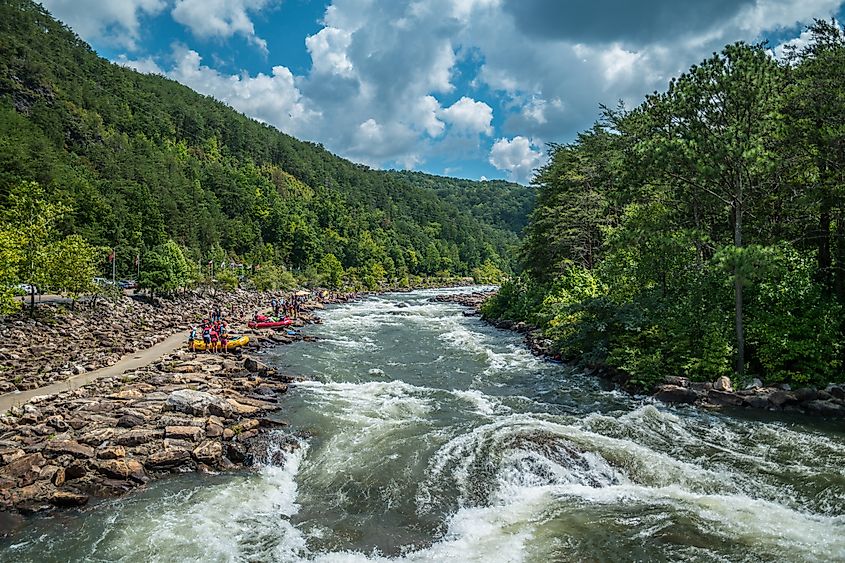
[3,288,845,562]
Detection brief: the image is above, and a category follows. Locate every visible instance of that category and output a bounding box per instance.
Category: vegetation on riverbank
[484,21,845,390]
[0,0,530,314]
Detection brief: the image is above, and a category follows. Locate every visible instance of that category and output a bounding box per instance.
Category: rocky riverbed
[0,350,302,514]
[436,290,845,418]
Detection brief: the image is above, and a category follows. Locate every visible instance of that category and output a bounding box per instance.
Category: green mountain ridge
[0,0,533,283]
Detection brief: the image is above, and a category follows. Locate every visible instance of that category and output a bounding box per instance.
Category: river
[3,287,845,562]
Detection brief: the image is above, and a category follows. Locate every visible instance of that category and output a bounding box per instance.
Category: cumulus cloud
[40,0,165,49]
[489,136,546,183]
[440,97,494,135]
[114,54,164,75]
[86,0,845,177]
[167,48,318,137]
[171,0,274,53]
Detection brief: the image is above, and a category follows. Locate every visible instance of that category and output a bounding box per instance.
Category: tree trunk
[818,178,832,294]
[734,199,745,377]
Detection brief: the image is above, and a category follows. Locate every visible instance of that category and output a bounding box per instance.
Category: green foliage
[0,228,22,315]
[487,29,845,389]
[317,253,344,290]
[471,260,507,284]
[46,234,99,301]
[250,263,296,291]
[139,240,191,294]
[214,268,239,291]
[0,0,533,284]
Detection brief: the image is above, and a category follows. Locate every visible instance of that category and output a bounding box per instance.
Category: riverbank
[435,290,845,418]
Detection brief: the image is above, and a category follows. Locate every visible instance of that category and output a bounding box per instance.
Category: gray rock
[114,429,163,447]
[744,378,763,390]
[164,389,233,418]
[769,391,797,408]
[804,400,845,417]
[708,390,744,407]
[43,440,95,459]
[653,385,699,404]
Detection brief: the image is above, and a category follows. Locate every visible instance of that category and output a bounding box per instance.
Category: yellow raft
[189,334,249,351]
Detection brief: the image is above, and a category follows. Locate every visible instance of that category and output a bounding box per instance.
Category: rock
[192,440,223,465]
[110,389,144,400]
[794,388,818,403]
[769,391,797,408]
[165,426,204,442]
[44,440,95,459]
[662,376,689,388]
[244,357,274,375]
[826,385,845,400]
[145,448,191,469]
[164,389,233,418]
[653,385,699,404]
[51,467,66,487]
[97,459,147,481]
[50,490,89,507]
[708,390,745,407]
[713,376,732,392]
[226,400,260,416]
[117,414,146,428]
[114,429,164,447]
[64,462,86,480]
[0,453,46,482]
[744,378,763,390]
[745,395,771,409]
[0,448,25,465]
[97,445,126,460]
[779,383,792,391]
[232,419,260,434]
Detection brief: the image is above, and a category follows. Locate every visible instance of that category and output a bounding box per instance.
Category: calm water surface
[3,287,845,562]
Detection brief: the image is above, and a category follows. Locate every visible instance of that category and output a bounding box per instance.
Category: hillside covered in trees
[0,0,532,305]
[484,22,845,390]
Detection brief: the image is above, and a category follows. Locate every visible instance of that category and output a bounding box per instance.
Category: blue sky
[40,0,845,183]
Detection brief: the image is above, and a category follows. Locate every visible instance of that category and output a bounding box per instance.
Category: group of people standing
[188,312,232,353]
[270,293,307,319]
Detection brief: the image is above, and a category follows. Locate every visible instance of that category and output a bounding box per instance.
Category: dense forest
[484,21,845,390]
[0,0,532,306]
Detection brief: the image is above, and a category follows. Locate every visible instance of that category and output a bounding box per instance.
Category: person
[210,326,219,353]
[188,326,197,352]
[220,325,229,354]
[202,324,211,352]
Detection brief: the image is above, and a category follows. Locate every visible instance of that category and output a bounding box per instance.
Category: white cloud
[41,0,165,49]
[167,48,318,137]
[489,136,545,183]
[171,0,273,53]
[114,54,164,75]
[440,97,494,135]
[305,27,354,76]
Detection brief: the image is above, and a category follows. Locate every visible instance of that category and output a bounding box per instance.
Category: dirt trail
[0,330,187,413]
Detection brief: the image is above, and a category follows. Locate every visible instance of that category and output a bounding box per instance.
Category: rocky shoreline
[435,291,845,419]
[0,350,299,515]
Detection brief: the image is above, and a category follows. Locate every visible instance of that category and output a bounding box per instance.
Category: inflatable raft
[247,317,293,329]
[189,334,249,351]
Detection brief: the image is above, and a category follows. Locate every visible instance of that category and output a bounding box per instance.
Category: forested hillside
[484,22,845,389]
[0,0,531,295]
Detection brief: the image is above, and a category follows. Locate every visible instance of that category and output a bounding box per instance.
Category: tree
[2,181,68,316]
[0,228,22,315]
[644,43,783,376]
[318,253,344,290]
[139,240,191,295]
[46,235,100,307]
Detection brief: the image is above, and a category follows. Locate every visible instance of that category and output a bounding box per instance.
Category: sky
[39,0,845,184]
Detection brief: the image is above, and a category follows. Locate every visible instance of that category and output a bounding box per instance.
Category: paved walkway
[0,331,188,413]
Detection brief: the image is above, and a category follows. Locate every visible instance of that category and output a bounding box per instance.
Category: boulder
[708,390,745,407]
[165,426,204,442]
[114,429,164,447]
[653,385,699,404]
[769,391,797,408]
[50,490,89,507]
[44,440,95,459]
[192,440,223,465]
[97,445,126,460]
[825,385,845,400]
[64,462,86,480]
[226,400,261,416]
[794,388,818,403]
[145,448,191,469]
[744,378,763,390]
[164,389,233,418]
[713,376,732,392]
[97,458,147,481]
[244,357,274,375]
[0,453,46,481]
[117,414,146,428]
